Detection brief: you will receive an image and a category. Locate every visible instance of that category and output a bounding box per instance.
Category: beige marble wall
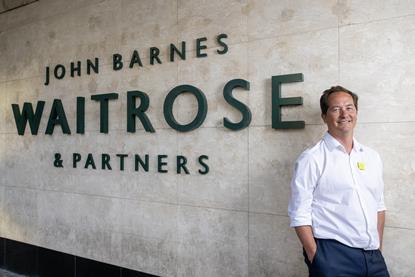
[1,0,414,276]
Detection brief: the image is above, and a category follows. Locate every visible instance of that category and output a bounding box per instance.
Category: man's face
[322,91,357,137]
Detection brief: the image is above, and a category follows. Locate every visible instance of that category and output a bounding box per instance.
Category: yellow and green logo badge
[357,162,365,171]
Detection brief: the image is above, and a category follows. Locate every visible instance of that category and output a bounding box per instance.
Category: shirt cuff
[377,203,386,212]
[289,217,312,228]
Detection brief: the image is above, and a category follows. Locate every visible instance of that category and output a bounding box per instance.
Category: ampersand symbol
[54,153,63,168]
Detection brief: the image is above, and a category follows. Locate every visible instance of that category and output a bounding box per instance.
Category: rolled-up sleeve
[288,152,320,227]
[376,153,386,212]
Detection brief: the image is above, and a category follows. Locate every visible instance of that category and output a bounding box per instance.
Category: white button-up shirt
[288,132,386,250]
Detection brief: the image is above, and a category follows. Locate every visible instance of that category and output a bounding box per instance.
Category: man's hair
[320,85,358,115]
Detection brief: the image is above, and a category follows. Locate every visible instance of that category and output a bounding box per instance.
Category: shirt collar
[323,132,364,153]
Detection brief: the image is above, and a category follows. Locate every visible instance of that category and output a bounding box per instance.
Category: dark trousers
[303,239,390,277]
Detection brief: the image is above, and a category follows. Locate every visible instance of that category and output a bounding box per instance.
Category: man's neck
[328,131,354,154]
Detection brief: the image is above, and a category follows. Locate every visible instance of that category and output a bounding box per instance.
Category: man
[288,86,390,276]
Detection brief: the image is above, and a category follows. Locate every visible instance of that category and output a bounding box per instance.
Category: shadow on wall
[0,237,158,277]
[0,0,38,14]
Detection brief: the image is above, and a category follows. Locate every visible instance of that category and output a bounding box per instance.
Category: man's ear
[321,113,327,123]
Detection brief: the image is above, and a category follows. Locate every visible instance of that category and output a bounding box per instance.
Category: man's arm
[377,210,385,251]
[289,152,319,261]
[295,225,317,262]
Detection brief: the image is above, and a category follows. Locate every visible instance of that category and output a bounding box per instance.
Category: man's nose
[340,107,350,113]
[339,108,347,116]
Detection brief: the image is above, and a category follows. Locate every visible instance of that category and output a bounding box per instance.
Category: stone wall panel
[249,213,307,277]
[177,206,248,277]
[340,15,415,123]
[247,0,338,41]
[338,0,415,25]
[383,226,415,277]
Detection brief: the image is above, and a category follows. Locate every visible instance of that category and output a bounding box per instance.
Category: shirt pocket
[356,166,381,196]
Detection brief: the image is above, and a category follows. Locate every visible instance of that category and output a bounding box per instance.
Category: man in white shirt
[288,86,390,276]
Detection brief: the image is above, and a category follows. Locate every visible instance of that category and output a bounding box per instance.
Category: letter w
[11,101,45,135]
